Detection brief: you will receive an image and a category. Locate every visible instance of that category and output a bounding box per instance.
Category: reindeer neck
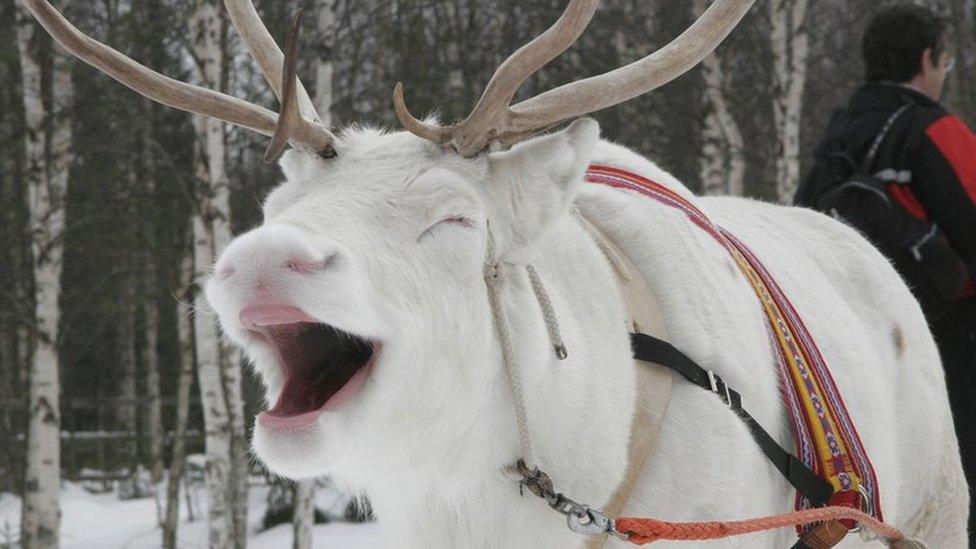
[360,213,644,548]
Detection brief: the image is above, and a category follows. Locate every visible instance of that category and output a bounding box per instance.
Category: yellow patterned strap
[585,164,882,520]
[726,241,861,496]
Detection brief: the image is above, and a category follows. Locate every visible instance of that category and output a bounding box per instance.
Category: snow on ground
[0,482,385,548]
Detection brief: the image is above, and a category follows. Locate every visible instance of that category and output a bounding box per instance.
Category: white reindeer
[22,0,969,547]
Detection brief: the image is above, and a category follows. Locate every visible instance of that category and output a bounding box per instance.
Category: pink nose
[213,224,340,286]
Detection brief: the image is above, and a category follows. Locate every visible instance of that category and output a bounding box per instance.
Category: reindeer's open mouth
[244,306,376,430]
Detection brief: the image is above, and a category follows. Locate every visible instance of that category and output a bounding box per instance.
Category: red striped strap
[584,164,884,526]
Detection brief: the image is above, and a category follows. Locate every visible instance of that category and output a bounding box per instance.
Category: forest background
[0,0,974,547]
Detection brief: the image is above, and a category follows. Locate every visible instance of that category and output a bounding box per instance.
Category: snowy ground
[0,481,385,548]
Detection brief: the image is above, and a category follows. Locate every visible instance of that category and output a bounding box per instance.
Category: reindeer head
[22,0,753,481]
[205,119,602,479]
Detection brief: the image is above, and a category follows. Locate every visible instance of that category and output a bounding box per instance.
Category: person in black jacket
[796,4,976,543]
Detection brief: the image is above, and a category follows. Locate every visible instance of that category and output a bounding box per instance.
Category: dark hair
[862,3,946,83]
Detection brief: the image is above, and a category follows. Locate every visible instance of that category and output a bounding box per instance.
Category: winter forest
[0,0,974,547]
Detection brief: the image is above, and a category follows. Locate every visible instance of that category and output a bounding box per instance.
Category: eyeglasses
[944,56,956,73]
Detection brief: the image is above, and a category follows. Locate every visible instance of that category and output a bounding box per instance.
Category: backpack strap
[857,102,914,175]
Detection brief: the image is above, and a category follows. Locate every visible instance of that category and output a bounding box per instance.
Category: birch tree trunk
[191,131,234,548]
[189,2,240,547]
[98,0,141,491]
[15,2,73,545]
[162,244,196,549]
[694,0,745,197]
[138,97,163,492]
[769,0,809,202]
[0,79,27,497]
[142,257,163,484]
[292,481,315,549]
[117,260,140,481]
[125,0,165,496]
[314,0,336,125]
[222,348,248,549]
[946,0,976,125]
[218,22,248,549]
[140,101,164,513]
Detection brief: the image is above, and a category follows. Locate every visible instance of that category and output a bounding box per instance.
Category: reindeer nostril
[321,252,339,270]
[285,259,314,273]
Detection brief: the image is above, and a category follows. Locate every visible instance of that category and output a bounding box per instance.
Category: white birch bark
[117,264,139,478]
[769,0,809,202]
[215,30,247,549]
[314,0,337,125]
[162,245,195,549]
[189,2,237,547]
[140,102,163,487]
[15,2,73,546]
[946,0,976,124]
[0,97,27,495]
[222,348,248,549]
[143,260,163,487]
[695,0,745,197]
[292,481,315,549]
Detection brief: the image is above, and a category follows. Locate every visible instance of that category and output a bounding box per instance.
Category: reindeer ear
[485,118,599,260]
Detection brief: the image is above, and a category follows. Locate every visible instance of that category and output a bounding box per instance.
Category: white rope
[526,264,568,360]
[484,226,538,470]
[572,207,632,282]
[483,224,572,473]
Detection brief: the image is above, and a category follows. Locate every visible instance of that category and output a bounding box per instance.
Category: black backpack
[810,103,967,320]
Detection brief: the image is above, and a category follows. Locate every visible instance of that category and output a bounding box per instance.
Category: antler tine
[394,0,598,156]
[395,0,755,157]
[392,83,453,144]
[19,0,279,136]
[223,0,321,124]
[20,0,336,160]
[452,0,598,152]
[265,10,335,163]
[508,0,755,134]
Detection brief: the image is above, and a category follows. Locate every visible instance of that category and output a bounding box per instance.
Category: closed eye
[418,215,475,241]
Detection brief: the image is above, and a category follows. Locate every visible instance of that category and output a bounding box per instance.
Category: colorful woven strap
[584,164,883,523]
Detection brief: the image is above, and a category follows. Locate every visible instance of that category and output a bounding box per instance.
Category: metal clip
[567,506,609,535]
[514,461,629,540]
[554,344,568,360]
[567,507,630,540]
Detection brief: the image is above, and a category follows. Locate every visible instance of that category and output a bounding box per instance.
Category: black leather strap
[630,332,835,508]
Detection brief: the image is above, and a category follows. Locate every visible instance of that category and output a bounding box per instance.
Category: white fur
[205,120,968,548]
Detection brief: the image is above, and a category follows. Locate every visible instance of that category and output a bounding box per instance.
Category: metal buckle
[707,370,734,407]
[849,484,873,534]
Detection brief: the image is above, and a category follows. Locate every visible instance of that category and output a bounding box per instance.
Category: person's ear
[920,47,935,74]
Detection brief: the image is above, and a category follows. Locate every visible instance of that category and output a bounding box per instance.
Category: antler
[223,0,321,125]
[265,10,322,163]
[18,0,335,161]
[395,0,755,157]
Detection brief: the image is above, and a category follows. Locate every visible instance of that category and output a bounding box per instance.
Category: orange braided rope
[617,505,906,545]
